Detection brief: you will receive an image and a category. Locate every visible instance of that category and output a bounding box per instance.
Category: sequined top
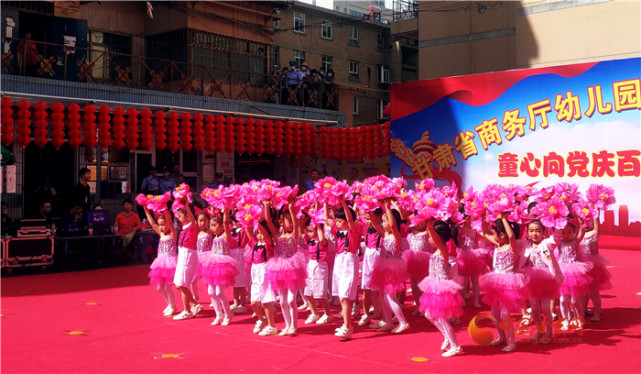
[408,233,432,253]
[196,235,212,253]
[525,238,555,268]
[379,236,402,259]
[580,234,599,257]
[429,252,452,280]
[276,236,299,258]
[157,237,177,257]
[457,230,478,251]
[557,240,581,264]
[493,247,518,273]
[211,235,231,255]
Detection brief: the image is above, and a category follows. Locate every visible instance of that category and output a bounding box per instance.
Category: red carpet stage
[2,248,640,373]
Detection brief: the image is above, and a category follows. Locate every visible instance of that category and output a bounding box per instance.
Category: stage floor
[2,248,640,373]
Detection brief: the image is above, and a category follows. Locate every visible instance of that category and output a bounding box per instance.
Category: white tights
[492,308,516,344]
[560,293,585,321]
[157,284,176,309]
[428,317,459,349]
[529,298,553,337]
[380,291,407,326]
[208,285,231,319]
[278,289,298,330]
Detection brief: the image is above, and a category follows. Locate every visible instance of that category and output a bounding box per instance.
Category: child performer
[359,208,383,327]
[480,216,527,352]
[265,199,307,336]
[419,219,464,357]
[456,215,486,309]
[369,199,410,334]
[328,197,362,339]
[201,208,239,326]
[556,219,591,331]
[230,217,250,313]
[144,206,178,317]
[172,201,205,320]
[247,206,279,336]
[580,215,611,322]
[302,218,334,324]
[193,211,212,304]
[519,219,562,344]
[403,220,433,316]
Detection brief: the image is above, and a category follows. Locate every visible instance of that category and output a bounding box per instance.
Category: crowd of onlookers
[265,60,337,109]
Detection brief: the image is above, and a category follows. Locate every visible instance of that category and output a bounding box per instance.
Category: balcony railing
[393,0,418,21]
[1,37,339,110]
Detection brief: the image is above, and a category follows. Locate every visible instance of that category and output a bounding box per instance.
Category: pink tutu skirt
[265,252,308,292]
[481,272,528,312]
[418,276,463,319]
[402,250,430,280]
[585,254,612,291]
[559,261,593,296]
[456,248,488,278]
[522,267,560,301]
[193,250,210,279]
[148,255,177,287]
[371,256,409,294]
[200,253,239,287]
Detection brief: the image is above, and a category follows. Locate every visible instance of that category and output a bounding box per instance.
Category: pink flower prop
[354,193,381,212]
[135,193,150,207]
[397,188,416,213]
[350,181,365,197]
[329,180,353,206]
[442,181,458,199]
[235,204,263,231]
[306,206,326,226]
[538,196,569,230]
[554,182,581,205]
[586,184,616,210]
[294,190,319,218]
[172,183,193,204]
[315,176,338,204]
[417,178,435,192]
[533,186,555,203]
[572,198,598,224]
[415,188,446,221]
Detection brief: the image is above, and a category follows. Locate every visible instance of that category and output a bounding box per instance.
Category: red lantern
[292,122,302,156]
[167,112,180,153]
[16,100,32,148]
[204,115,216,152]
[255,119,265,155]
[153,110,167,151]
[309,124,318,157]
[245,117,255,154]
[383,121,391,155]
[33,101,48,149]
[111,107,126,149]
[235,117,246,155]
[82,104,97,153]
[192,113,205,152]
[274,120,284,156]
[125,108,139,150]
[139,109,154,150]
[319,127,327,158]
[67,103,82,149]
[215,115,225,152]
[265,120,275,155]
[1,97,14,147]
[225,116,235,153]
[51,103,66,149]
[180,112,193,151]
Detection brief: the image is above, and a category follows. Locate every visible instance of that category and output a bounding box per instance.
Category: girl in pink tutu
[369,200,410,334]
[480,216,527,352]
[143,206,178,317]
[581,216,611,322]
[201,208,239,326]
[192,211,212,304]
[519,219,562,344]
[403,220,433,316]
[358,208,383,327]
[556,219,592,331]
[264,199,307,336]
[419,219,464,357]
[302,218,334,325]
[172,203,204,320]
[456,216,486,309]
[230,219,250,314]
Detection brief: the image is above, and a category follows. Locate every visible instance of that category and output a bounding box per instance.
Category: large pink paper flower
[554,182,581,206]
[572,198,598,224]
[135,193,150,207]
[354,193,381,212]
[294,190,319,218]
[397,188,416,213]
[235,204,263,231]
[586,184,616,210]
[538,196,569,230]
[417,178,435,192]
[172,183,193,204]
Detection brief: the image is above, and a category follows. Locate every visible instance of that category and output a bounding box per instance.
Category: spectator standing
[159,167,177,194]
[305,169,320,191]
[209,172,227,188]
[141,166,160,195]
[323,69,336,109]
[71,167,92,213]
[285,60,301,105]
[172,165,185,186]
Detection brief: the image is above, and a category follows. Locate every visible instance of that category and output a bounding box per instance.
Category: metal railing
[393,0,418,21]
[1,37,339,110]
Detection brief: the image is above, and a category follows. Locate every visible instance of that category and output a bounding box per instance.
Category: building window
[273,46,280,67]
[294,50,305,68]
[349,10,363,17]
[348,26,359,45]
[353,96,359,115]
[349,60,359,80]
[377,33,385,49]
[88,31,131,81]
[377,99,389,119]
[322,55,333,72]
[335,5,340,11]
[321,19,333,39]
[294,12,305,33]
[378,65,390,83]
[274,19,280,29]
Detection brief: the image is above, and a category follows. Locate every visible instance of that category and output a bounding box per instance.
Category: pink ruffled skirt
[480,271,528,312]
[194,250,210,279]
[200,253,239,287]
[522,267,560,301]
[370,257,409,294]
[418,276,463,319]
[559,261,593,296]
[402,250,430,280]
[456,248,488,278]
[265,252,308,292]
[148,255,178,287]
[230,248,251,288]
[585,254,612,291]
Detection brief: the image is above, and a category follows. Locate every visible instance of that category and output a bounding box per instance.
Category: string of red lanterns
[0,99,390,160]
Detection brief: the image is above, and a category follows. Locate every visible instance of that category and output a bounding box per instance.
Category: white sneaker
[335,324,346,332]
[173,311,193,320]
[442,346,463,357]
[253,320,266,334]
[305,314,320,324]
[358,315,371,327]
[335,326,352,339]
[316,314,334,324]
[297,303,309,311]
[211,317,223,326]
[233,306,247,314]
[221,317,232,326]
[391,323,410,334]
[368,320,384,329]
[376,322,394,332]
[258,326,278,336]
[190,304,204,316]
[163,306,177,317]
[501,343,517,352]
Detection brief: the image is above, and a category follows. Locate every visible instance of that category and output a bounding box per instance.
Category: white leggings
[492,308,515,344]
[278,288,298,330]
[156,284,175,308]
[379,291,407,326]
[428,317,459,349]
[208,285,232,319]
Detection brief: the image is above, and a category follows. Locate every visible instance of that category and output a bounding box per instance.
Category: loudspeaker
[5,236,54,267]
